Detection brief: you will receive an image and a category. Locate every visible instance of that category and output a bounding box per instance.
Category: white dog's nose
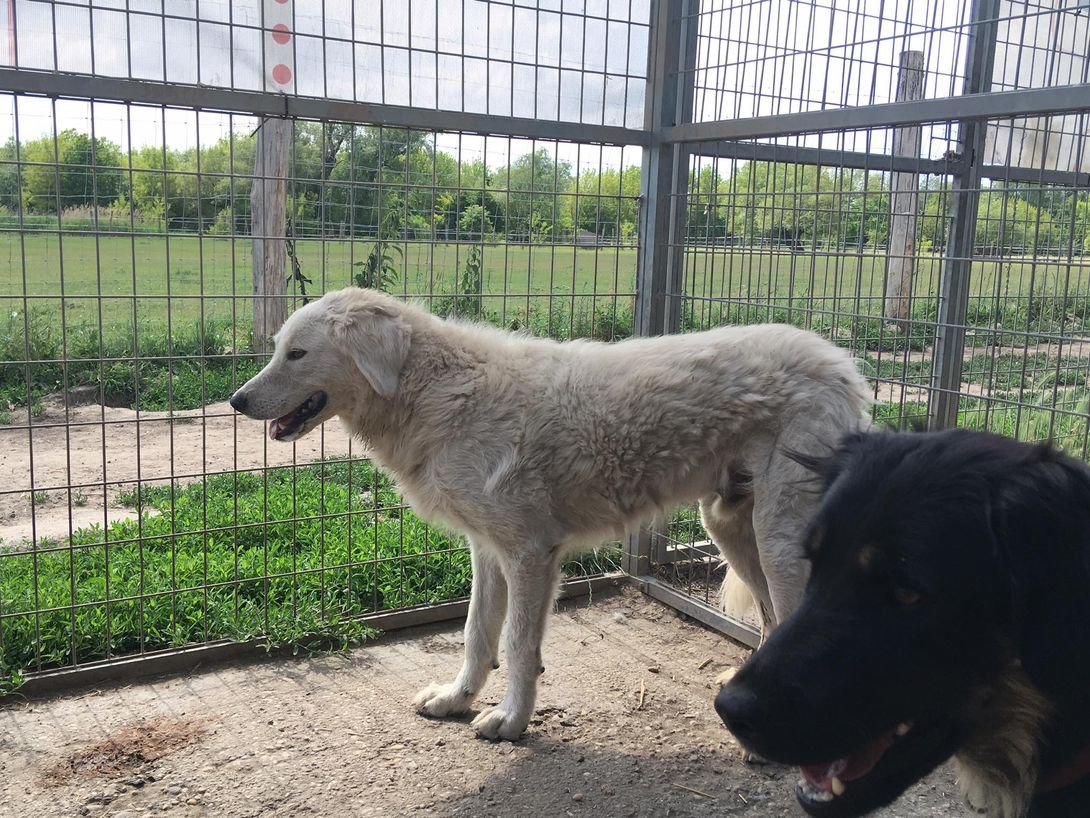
[229,391,249,414]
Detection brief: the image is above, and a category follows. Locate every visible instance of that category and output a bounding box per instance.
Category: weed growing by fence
[0,459,621,685]
[0,310,261,416]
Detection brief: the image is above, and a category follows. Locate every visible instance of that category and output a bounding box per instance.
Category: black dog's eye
[287,349,306,361]
[894,587,923,607]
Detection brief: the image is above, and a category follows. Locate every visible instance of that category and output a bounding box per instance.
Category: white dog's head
[229,288,412,442]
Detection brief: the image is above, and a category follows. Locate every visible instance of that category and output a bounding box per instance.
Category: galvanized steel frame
[16,573,628,697]
[929,0,1002,430]
[0,67,651,148]
[2,0,1089,686]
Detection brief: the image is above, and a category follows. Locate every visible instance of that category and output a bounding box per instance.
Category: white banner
[2,0,13,67]
[263,0,295,94]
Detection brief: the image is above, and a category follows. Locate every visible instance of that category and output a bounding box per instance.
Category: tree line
[0,125,1086,254]
[0,126,637,243]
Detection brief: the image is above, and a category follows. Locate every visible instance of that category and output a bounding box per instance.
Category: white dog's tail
[720,569,754,620]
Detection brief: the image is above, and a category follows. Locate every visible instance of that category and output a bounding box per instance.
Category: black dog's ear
[991,452,1090,698]
[784,432,867,487]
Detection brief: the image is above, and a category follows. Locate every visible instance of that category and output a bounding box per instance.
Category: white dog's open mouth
[268,391,328,441]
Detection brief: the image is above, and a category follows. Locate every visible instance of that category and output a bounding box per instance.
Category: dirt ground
[2,336,1087,547]
[0,399,354,544]
[0,587,971,818]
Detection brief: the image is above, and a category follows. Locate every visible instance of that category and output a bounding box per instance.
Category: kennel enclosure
[0,0,1088,690]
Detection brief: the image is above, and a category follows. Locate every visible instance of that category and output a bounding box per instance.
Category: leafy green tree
[976,190,1060,253]
[570,165,641,239]
[726,162,838,246]
[20,129,124,212]
[492,149,573,241]
[128,144,175,225]
[843,171,891,247]
[1072,196,1090,253]
[444,159,504,240]
[0,138,23,211]
[458,204,492,239]
[688,165,729,239]
[324,128,432,235]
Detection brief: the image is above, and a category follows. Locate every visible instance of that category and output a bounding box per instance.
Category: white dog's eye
[287,349,306,361]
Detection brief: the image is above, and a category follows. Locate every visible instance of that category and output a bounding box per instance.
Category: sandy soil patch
[0,587,970,818]
[0,399,355,544]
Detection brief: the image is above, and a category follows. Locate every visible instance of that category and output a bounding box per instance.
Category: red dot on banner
[272,64,292,85]
[272,24,291,44]
[274,0,289,4]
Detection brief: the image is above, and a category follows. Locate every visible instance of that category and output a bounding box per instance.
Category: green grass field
[2,232,1087,429]
[2,234,1089,329]
[0,234,641,329]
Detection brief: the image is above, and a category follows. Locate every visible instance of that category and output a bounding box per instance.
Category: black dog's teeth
[798,779,835,803]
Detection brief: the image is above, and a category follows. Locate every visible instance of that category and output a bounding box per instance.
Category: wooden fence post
[883,50,925,325]
[250,118,291,353]
[250,0,295,353]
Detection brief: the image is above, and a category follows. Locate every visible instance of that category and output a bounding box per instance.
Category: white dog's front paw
[414,682,474,718]
[470,704,530,741]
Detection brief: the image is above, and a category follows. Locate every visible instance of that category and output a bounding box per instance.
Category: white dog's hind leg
[700,493,775,639]
[415,545,507,718]
[750,462,813,625]
[471,549,560,741]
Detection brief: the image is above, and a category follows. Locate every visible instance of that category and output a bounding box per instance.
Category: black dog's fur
[715,430,1090,818]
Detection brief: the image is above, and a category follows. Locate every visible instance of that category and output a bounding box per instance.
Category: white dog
[229,287,870,740]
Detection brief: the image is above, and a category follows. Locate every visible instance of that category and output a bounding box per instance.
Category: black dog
[715,430,1090,818]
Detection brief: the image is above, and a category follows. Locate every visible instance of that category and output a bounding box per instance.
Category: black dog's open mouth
[795,720,958,818]
[268,392,327,441]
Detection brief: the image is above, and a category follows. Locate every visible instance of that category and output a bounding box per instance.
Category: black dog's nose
[715,683,767,745]
[229,391,248,413]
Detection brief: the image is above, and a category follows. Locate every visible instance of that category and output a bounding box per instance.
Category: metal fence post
[625,0,699,577]
[633,0,698,338]
[929,0,1001,430]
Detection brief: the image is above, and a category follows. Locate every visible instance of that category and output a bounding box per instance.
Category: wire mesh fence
[9,0,651,127]
[1,0,1089,685]
[0,99,643,682]
[649,0,1090,611]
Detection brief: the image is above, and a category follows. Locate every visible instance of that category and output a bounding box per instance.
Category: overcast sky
[0,1,1085,173]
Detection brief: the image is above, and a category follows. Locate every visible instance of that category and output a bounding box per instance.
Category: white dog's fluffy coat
[231,288,870,740]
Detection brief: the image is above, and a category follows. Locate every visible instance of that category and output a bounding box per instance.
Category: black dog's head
[715,429,1090,818]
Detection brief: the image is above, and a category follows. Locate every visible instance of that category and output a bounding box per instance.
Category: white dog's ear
[330,302,412,398]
